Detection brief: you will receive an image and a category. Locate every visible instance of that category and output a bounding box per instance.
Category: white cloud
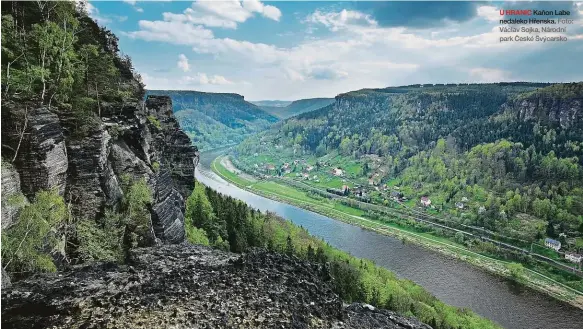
[125,20,214,45]
[129,7,583,99]
[476,6,500,23]
[123,0,143,13]
[306,9,377,32]
[142,72,234,89]
[163,0,282,30]
[77,0,129,24]
[186,73,234,85]
[469,68,509,82]
[177,54,190,72]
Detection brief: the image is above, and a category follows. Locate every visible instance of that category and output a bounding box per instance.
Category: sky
[87,1,583,101]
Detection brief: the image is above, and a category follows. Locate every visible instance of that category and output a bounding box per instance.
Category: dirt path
[220,156,257,183]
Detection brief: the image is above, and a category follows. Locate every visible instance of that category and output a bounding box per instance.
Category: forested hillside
[147,90,279,151]
[236,83,583,250]
[255,97,334,119]
[180,180,500,329]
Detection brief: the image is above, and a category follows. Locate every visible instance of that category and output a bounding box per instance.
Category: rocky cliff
[1,244,431,329]
[1,96,198,246]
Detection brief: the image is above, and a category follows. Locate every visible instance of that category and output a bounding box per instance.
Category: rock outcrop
[1,163,25,229]
[1,244,432,329]
[1,106,68,199]
[1,96,198,246]
[516,97,582,129]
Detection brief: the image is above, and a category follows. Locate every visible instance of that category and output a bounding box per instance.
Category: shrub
[147,115,161,130]
[76,210,124,262]
[152,161,160,172]
[2,189,66,274]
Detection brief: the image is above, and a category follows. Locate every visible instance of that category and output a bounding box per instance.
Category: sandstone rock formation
[1,96,198,246]
[1,163,25,229]
[1,244,432,329]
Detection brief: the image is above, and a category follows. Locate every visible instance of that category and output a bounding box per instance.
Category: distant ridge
[146,90,278,151]
[254,97,334,119]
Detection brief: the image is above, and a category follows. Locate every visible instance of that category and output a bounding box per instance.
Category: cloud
[129,5,583,99]
[350,2,481,28]
[185,73,233,85]
[123,0,143,13]
[177,54,190,72]
[309,66,349,80]
[78,0,129,24]
[142,72,234,89]
[163,0,282,30]
[124,20,214,45]
[305,9,377,31]
[469,68,510,82]
[476,6,499,22]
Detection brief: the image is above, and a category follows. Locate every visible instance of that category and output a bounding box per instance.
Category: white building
[544,238,561,251]
[565,253,583,264]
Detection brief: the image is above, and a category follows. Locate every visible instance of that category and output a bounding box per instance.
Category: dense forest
[183,180,501,329]
[1,0,145,135]
[254,97,334,119]
[147,90,278,151]
[236,83,583,250]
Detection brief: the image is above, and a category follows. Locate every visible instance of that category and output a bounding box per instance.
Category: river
[196,149,583,329]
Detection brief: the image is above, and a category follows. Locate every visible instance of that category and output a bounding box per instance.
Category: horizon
[147,80,577,102]
[88,0,583,100]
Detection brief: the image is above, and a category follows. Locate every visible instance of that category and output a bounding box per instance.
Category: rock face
[1,96,198,246]
[515,93,582,129]
[1,163,25,229]
[1,106,68,199]
[1,244,431,329]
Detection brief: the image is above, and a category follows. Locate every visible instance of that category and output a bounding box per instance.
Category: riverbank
[210,155,583,310]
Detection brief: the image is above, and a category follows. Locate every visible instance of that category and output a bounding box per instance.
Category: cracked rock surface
[2,244,431,329]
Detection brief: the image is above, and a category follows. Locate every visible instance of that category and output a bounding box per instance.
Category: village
[236,153,583,271]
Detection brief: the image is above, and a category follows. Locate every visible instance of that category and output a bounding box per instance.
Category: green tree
[186,182,224,242]
[507,262,525,280]
[2,189,67,273]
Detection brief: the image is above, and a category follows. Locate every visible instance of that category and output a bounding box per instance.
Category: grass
[211,155,583,309]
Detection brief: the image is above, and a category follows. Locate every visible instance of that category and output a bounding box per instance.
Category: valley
[197,149,583,329]
[2,1,583,328]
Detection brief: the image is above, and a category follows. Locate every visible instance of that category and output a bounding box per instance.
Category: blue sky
[86,1,583,100]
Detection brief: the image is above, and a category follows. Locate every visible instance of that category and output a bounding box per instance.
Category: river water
[196,150,583,329]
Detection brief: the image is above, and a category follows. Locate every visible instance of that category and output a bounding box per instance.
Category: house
[455,202,464,210]
[266,164,275,171]
[303,173,310,179]
[420,196,432,207]
[461,197,469,202]
[282,163,290,170]
[565,253,583,264]
[391,191,404,198]
[544,238,562,251]
[313,175,318,180]
[332,168,344,176]
[306,165,314,172]
[478,206,486,215]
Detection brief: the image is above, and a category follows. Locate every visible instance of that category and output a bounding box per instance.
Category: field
[211,155,583,309]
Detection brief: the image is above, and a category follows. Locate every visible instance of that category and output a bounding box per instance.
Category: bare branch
[11,106,29,163]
